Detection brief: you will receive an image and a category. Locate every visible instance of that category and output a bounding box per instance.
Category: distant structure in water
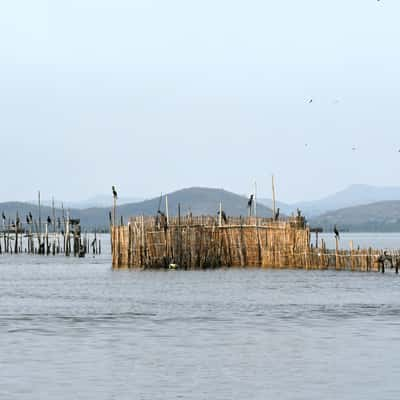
[111,213,396,272]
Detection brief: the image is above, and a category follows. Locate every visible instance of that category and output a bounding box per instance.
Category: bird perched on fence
[47,216,51,224]
[334,225,340,240]
[2,212,5,221]
[29,212,33,222]
[247,194,254,209]
[112,186,118,199]
[274,208,280,221]
[218,210,227,223]
[26,215,30,225]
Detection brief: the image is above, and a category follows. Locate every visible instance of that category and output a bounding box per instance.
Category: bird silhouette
[218,210,227,223]
[112,186,118,199]
[334,225,340,239]
[274,208,280,221]
[47,216,51,224]
[247,194,254,208]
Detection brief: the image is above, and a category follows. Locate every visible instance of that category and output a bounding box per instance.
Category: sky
[0,0,399,203]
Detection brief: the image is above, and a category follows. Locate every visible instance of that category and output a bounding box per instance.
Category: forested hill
[0,187,273,231]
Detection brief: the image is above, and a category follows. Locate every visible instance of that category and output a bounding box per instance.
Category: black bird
[218,210,227,223]
[29,212,33,222]
[2,212,5,221]
[247,194,254,208]
[26,216,30,225]
[274,208,280,221]
[112,186,118,199]
[334,225,340,239]
[47,216,52,224]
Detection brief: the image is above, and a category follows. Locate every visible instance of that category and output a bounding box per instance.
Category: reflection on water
[1,234,400,399]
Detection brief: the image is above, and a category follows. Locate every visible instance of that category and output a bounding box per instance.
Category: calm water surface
[1,234,400,399]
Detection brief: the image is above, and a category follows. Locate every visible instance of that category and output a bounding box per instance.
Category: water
[1,234,400,399]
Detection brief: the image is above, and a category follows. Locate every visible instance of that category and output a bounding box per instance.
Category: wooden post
[272,175,276,219]
[165,195,169,225]
[178,203,182,266]
[38,190,42,243]
[254,180,257,218]
[113,195,117,227]
[335,236,339,270]
[14,213,18,254]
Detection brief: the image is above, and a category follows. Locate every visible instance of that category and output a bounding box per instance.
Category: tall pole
[52,196,56,234]
[113,196,117,227]
[254,180,257,218]
[38,190,42,242]
[272,175,276,219]
[165,195,169,225]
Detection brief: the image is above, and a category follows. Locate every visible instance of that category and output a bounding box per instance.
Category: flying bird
[112,186,118,199]
[307,98,313,104]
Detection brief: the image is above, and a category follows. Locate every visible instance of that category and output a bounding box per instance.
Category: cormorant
[247,194,254,208]
[47,216,51,224]
[112,185,118,199]
[218,210,227,223]
[26,216,30,225]
[274,208,280,221]
[29,212,33,222]
[334,225,340,239]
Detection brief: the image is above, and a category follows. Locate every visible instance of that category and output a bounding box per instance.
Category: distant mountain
[257,198,293,215]
[115,187,273,219]
[1,187,273,231]
[294,185,400,216]
[27,195,144,209]
[309,201,400,232]
[259,184,400,217]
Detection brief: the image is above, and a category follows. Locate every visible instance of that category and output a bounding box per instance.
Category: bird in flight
[307,99,313,104]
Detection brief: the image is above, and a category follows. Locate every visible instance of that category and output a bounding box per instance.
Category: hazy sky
[0,0,399,203]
